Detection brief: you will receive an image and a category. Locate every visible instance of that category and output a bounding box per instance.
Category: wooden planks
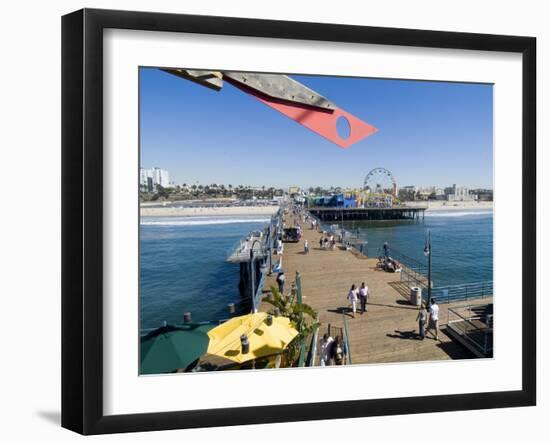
[260,212,492,365]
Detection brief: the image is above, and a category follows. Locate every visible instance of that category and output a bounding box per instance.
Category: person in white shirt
[428,298,440,340]
[276,272,286,295]
[347,284,359,318]
[358,282,369,314]
[319,333,334,366]
[276,238,283,255]
[304,239,309,254]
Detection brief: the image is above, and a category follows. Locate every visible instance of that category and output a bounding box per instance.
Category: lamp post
[423,230,432,307]
[250,239,261,312]
[267,224,273,276]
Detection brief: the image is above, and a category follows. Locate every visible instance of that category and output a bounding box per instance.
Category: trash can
[410,287,422,306]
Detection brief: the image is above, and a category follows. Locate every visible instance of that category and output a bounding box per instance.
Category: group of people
[319,234,336,250]
[319,333,348,366]
[378,241,402,272]
[383,257,402,273]
[416,298,440,340]
[346,282,370,318]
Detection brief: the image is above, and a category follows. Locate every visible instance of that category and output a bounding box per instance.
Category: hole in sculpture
[336,115,351,140]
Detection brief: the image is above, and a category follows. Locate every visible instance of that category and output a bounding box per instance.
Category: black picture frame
[62,8,536,435]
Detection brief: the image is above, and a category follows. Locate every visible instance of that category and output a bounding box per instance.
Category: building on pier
[308,206,426,222]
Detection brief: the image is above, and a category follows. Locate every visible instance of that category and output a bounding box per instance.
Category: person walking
[428,298,440,340]
[304,239,309,254]
[319,333,334,366]
[331,336,347,365]
[276,238,283,255]
[276,271,286,295]
[319,237,323,249]
[416,305,428,340]
[358,282,369,314]
[347,284,359,318]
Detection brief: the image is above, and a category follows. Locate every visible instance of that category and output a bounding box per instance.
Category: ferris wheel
[363,168,397,195]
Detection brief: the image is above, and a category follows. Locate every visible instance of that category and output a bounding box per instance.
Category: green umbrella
[140,324,213,375]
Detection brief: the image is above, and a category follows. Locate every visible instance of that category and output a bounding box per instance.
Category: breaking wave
[425,210,492,218]
[140,217,270,227]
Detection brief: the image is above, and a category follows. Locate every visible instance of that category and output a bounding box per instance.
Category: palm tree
[263,286,319,367]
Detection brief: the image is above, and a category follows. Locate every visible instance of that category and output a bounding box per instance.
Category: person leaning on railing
[331,335,347,365]
[319,333,334,367]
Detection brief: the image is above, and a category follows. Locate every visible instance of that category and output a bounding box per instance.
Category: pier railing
[306,314,320,367]
[342,314,353,365]
[328,232,493,307]
[447,304,493,357]
[325,321,352,366]
[252,270,267,312]
[426,281,493,305]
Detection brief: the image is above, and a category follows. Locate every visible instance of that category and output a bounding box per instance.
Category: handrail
[447,306,493,356]
[139,318,228,336]
[430,281,493,304]
[307,314,320,367]
[341,313,353,365]
[252,269,266,312]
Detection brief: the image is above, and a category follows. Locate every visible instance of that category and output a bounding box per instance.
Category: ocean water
[338,209,493,288]
[140,210,493,330]
[140,216,270,330]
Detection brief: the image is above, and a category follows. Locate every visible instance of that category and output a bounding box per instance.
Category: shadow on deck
[388,280,417,300]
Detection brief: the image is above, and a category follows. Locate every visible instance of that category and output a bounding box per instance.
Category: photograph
[138,67,494,375]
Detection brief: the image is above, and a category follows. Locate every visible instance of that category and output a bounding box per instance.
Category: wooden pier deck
[260,212,492,364]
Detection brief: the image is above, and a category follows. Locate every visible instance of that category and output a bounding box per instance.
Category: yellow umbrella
[206,312,298,364]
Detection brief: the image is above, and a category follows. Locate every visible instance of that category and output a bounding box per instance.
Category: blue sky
[140,68,493,189]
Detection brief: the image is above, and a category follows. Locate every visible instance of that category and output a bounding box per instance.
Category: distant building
[433,187,446,200]
[288,186,300,197]
[470,188,493,201]
[140,167,171,192]
[398,186,417,201]
[447,184,476,202]
[139,169,150,191]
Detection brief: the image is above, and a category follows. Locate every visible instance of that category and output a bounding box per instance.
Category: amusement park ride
[364,168,398,197]
[162,68,378,148]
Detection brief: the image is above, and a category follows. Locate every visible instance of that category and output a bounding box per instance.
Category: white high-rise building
[140,167,171,191]
[151,167,170,188]
[447,184,476,202]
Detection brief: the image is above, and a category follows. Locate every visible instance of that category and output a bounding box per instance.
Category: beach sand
[140,200,492,217]
[140,205,280,217]
[406,201,493,212]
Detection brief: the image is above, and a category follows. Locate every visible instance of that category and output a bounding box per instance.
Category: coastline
[140,205,280,217]
[141,201,492,217]
[407,201,493,212]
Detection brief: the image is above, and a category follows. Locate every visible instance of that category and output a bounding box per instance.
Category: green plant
[263,286,320,366]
